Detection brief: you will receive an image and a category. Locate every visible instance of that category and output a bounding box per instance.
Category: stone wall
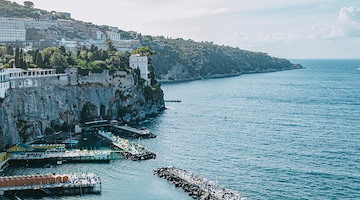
[65,68,134,89]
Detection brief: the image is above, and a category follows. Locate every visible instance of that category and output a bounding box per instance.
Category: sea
[4,59,360,199]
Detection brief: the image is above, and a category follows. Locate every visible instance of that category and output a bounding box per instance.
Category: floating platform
[154,167,244,200]
[0,173,101,197]
[96,130,156,161]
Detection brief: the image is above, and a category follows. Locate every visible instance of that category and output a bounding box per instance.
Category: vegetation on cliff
[1,45,131,73]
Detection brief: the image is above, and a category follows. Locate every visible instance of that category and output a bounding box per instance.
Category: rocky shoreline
[158,65,303,83]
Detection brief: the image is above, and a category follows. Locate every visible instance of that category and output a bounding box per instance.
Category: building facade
[6,68,68,89]
[0,69,10,98]
[65,68,134,89]
[0,18,26,42]
[105,31,121,41]
[25,19,58,29]
[129,54,150,86]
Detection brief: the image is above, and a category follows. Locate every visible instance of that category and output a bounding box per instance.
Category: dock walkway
[84,120,156,138]
[96,130,156,161]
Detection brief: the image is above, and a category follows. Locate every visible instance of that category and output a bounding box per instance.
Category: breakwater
[96,130,156,161]
[154,167,243,200]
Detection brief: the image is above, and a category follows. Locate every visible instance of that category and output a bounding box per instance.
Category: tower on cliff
[129,54,150,86]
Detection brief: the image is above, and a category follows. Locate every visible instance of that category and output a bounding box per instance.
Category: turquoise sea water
[6,59,360,199]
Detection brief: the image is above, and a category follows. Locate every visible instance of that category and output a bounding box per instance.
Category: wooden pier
[0,173,101,197]
[96,130,156,161]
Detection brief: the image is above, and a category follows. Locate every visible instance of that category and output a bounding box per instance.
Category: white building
[95,31,104,40]
[52,12,71,19]
[59,38,83,51]
[113,40,141,52]
[0,69,10,98]
[106,31,121,41]
[129,54,150,86]
[6,68,68,88]
[0,18,26,42]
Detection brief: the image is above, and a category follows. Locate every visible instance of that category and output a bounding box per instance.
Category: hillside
[0,0,302,82]
[141,36,302,82]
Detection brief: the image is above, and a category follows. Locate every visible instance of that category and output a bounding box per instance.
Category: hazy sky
[11,0,360,58]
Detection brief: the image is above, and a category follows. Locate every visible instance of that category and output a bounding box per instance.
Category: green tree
[105,39,116,51]
[49,51,68,73]
[131,46,156,56]
[6,46,14,55]
[23,1,34,8]
[59,46,66,54]
[15,46,20,68]
[35,52,44,68]
[0,46,6,57]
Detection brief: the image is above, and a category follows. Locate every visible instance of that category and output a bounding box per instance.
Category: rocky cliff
[0,85,164,148]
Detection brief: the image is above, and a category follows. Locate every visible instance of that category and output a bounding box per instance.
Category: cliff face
[0,85,164,148]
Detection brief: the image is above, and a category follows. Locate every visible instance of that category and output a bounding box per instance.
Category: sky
[11,0,360,59]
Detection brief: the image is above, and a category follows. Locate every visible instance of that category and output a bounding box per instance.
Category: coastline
[158,64,304,84]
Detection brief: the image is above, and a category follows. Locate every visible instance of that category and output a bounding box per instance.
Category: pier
[112,124,156,138]
[0,173,101,197]
[154,167,244,200]
[96,130,156,161]
[7,150,112,167]
[84,120,156,138]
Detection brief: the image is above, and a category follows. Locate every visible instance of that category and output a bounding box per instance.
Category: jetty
[0,173,101,197]
[154,167,244,200]
[96,130,156,161]
[84,120,156,138]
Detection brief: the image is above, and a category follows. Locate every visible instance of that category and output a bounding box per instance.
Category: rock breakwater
[154,167,244,200]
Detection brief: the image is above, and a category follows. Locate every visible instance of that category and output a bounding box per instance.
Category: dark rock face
[0,85,164,148]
